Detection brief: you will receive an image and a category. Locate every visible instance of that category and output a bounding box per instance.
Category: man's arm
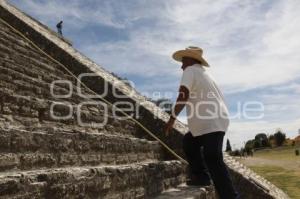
[164,85,189,135]
[172,85,190,117]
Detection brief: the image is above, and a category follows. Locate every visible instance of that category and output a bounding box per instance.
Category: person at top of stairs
[56,20,63,36]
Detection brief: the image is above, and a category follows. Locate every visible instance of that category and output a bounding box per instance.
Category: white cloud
[261,94,300,122]
[81,0,300,93]
[9,0,145,29]
[271,83,300,94]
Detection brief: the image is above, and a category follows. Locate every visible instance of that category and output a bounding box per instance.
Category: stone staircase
[0,0,291,198]
[0,13,196,198]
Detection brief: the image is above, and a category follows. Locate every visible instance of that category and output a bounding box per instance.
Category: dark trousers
[57,28,62,36]
[183,131,239,199]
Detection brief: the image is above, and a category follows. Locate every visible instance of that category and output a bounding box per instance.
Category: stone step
[0,88,138,137]
[0,46,66,86]
[0,71,138,135]
[0,28,66,76]
[0,63,83,103]
[0,160,186,198]
[0,127,164,172]
[0,27,56,63]
[155,184,215,199]
[0,113,137,139]
[0,88,104,124]
[0,31,103,102]
[0,56,72,90]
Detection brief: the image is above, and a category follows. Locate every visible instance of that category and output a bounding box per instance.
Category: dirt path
[239,157,300,170]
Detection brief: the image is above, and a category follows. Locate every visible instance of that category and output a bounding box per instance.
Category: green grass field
[254,146,300,160]
[239,146,300,199]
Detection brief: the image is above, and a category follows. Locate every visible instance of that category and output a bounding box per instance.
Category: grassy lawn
[254,146,300,160]
[249,165,300,199]
[240,146,300,199]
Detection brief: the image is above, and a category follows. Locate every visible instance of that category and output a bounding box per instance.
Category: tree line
[226,129,287,156]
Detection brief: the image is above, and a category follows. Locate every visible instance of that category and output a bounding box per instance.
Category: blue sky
[9,0,300,148]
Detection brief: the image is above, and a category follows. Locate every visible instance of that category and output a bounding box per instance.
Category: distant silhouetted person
[56,21,63,36]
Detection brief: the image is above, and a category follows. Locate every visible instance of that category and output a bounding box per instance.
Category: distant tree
[274,130,286,146]
[225,139,232,152]
[240,147,246,157]
[295,149,299,156]
[229,149,241,157]
[253,140,261,148]
[255,133,270,148]
[268,134,276,147]
[245,140,254,152]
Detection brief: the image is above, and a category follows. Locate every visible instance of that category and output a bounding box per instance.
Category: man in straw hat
[164,47,239,199]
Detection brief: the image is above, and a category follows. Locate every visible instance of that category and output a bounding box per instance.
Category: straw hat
[172,46,209,67]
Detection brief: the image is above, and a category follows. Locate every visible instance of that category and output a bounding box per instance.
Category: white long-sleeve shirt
[180,64,230,136]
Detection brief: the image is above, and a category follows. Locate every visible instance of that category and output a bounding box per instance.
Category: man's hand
[164,117,175,136]
[164,85,189,136]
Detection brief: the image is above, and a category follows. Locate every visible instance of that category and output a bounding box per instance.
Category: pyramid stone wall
[0,0,290,198]
[0,1,189,198]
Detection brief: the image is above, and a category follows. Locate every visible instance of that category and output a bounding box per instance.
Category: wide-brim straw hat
[172,46,209,67]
